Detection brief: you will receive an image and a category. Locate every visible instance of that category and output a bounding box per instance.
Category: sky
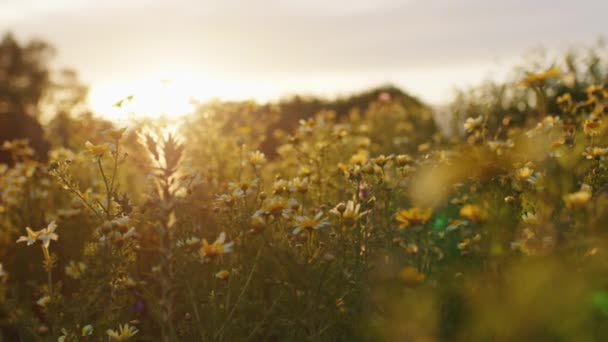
[1,0,607,118]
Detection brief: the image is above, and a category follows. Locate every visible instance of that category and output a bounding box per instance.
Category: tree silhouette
[0,32,54,116]
[0,31,90,163]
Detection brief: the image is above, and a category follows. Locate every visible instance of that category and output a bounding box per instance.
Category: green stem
[215,245,263,340]
[97,158,112,219]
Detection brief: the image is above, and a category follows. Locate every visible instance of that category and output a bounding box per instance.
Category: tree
[0,32,55,116]
[0,31,91,158]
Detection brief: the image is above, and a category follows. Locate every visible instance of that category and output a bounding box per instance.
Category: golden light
[89,76,200,122]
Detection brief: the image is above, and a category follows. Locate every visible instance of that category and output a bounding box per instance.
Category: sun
[89,76,202,122]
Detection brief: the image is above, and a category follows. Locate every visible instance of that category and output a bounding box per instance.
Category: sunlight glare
[89,76,202,121]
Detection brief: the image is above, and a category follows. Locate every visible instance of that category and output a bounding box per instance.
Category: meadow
[1,44,608,341]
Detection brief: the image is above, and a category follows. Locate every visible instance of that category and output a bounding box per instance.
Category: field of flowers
[2,49,608,341]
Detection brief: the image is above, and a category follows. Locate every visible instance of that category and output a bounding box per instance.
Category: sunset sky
[1,0,607,118]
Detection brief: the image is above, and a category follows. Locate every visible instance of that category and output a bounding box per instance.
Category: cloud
[1,0,607,104]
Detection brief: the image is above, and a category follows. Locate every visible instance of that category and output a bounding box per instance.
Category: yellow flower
[372,154,392,167]
[587,84,603,96]
[584,119,602,137]
[82,324,94,336]
[349,150,369,166]
[65,260,87,279]
[520,66,560,87]
[37,295,51,308]
[272,179,290,195]
[460,204,483,223]
[563,185,592,209]
[298,118,316,134]
[463,116,483,133]
[556,93,572,109]
[106,323,138,341]
[263,196,289,216]
[16,221,58,248]
[200,232,234,259]
[487,140,514,155]
[249,211,267,234]
[394,154,412,167]
[395,208,433,230]
[521,212,539,225]
[289,177,309,193]
[583,146,608,160]
[292,212,329,235]
[332,200,366,226]
[248,150,266,169]
[215,270,230,280]
[85,141,110,158]
[516,166,534,181]
[104,127,127,141]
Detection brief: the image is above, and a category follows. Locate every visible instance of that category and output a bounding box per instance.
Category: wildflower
[395,208,433,230]
[587,84,603,96]
[356,137,371,149]
[84,141,110,158]
[215,270,230,280]
[394,154,412,167]
[272,179,291,195]
[82,325,94,336]
[584,119,602,136]
[200,232,234,259]
[215,193,238,209]
[372,154,391,167]
[298,166,312,177]
[457,239,471,250]
[290,177,309,193]
[358,183,370,200]
[292,212,329,235]
[445,219,467,232]
[246,212,266,234]
[520,66,560,87]
[487,140,514,155]
[521,212,539,225]
[16,221,58,248]
[176,236,201,247]
[516,166,534,181]
[463,116,483,133]
[37,295,51,308]
[332,200,366,226]
[65,261,87,279]
[298,118,316,134]
[263,196,289,216]
[248,150,266,169]
[282,198,301,219]
[349,150,369,166]
[556,93,572,109]
[107,323,138,341]
[563,184,592,209]
[526,116,562,137]
[460,204,483,223]
[513,229,554,256]
[583,146,608,160]
[104,127,127,141]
